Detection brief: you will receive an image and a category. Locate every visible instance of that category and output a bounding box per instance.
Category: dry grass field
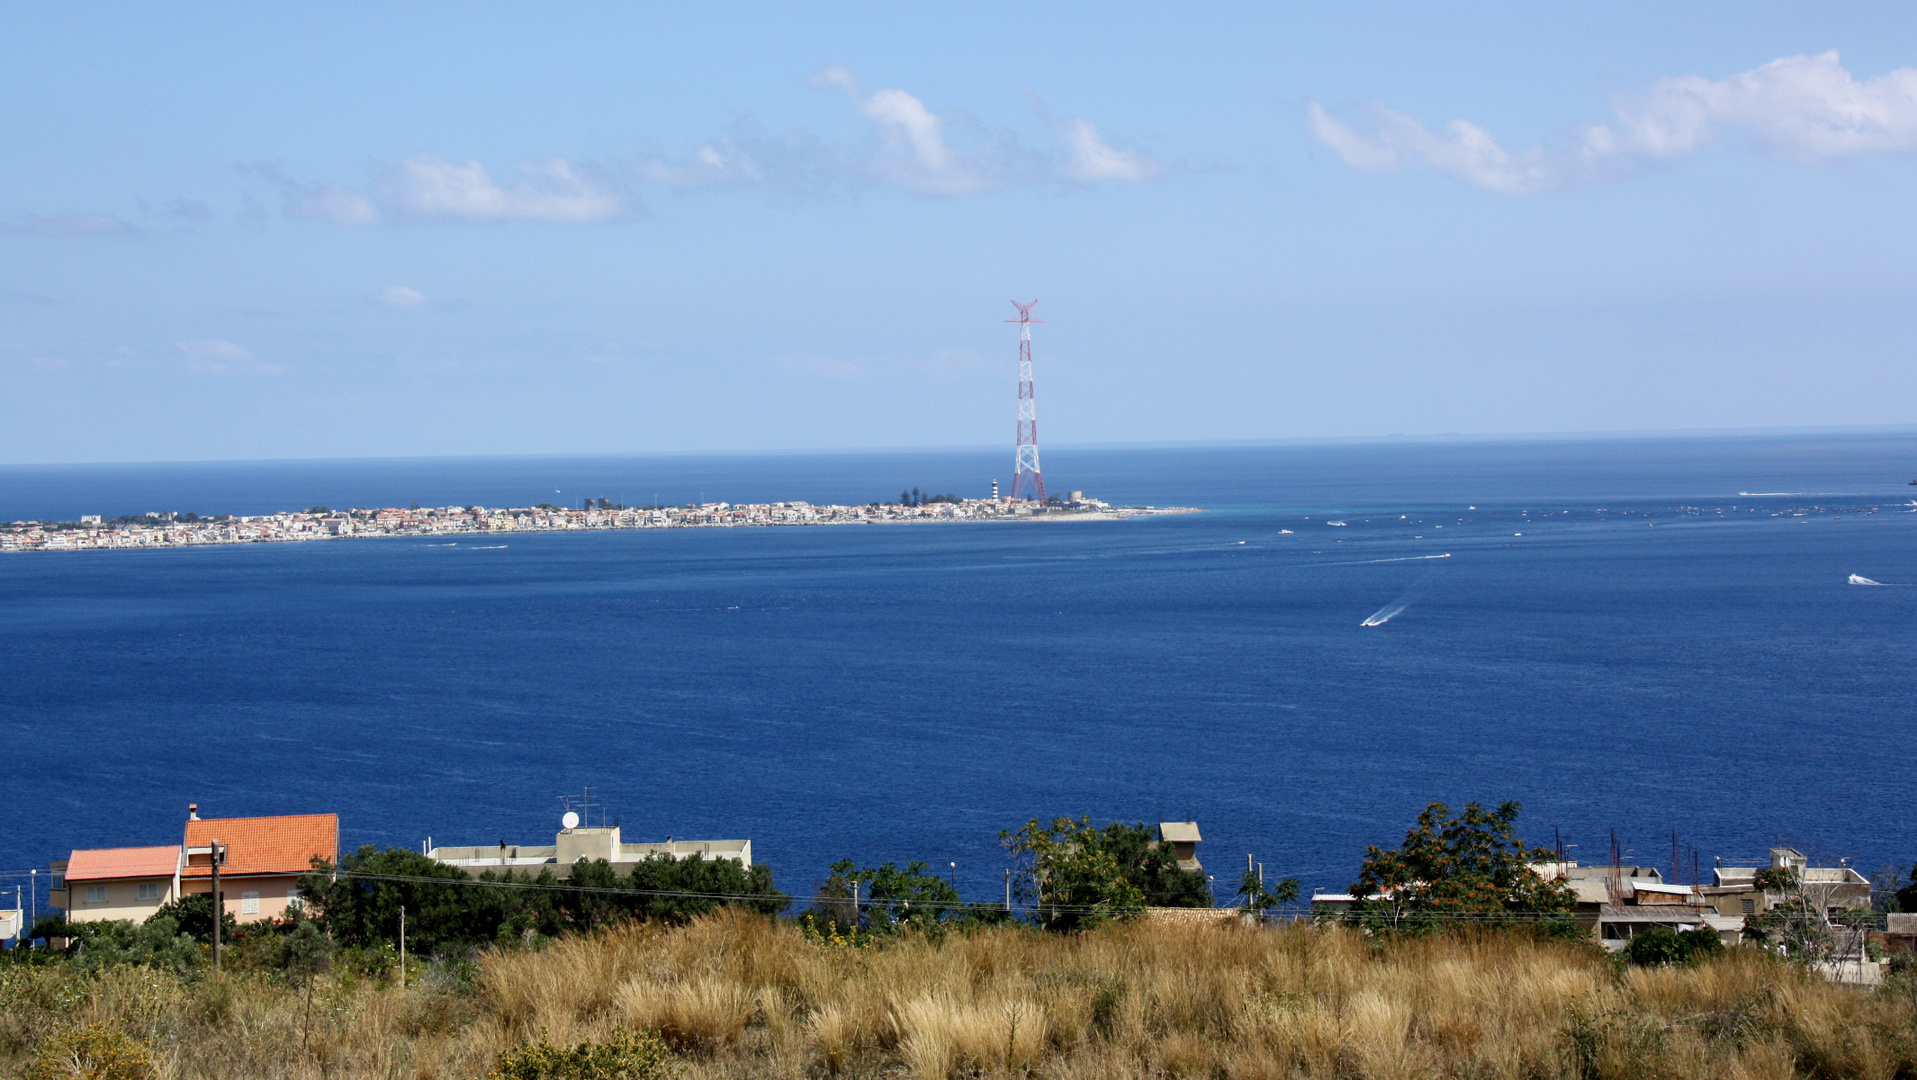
[4,911,1915,1079]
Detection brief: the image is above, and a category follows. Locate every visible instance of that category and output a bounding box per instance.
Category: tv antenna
[559,787,599,829]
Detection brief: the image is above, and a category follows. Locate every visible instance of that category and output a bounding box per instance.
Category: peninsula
[1,494,1199,553]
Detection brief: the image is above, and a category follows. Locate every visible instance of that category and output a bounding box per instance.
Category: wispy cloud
[638,68,1168,196]
[383,155,625,222]
[0,212,136,237]
[1310,51,1917,193]
[260,72,1165,221]
[177,338,280,375]
[256,156,629,225]
[370,285,430,309]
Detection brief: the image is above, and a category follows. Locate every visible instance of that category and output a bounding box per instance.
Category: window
[241,891,260,915]
[136,882,159,901]
[1741,899,1756,915]
[84,885,106,904]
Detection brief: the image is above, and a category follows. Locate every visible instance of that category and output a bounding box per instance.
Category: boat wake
[1326,554,1451,567]
[1850,574,1909,586]
[1361,600,1413,627]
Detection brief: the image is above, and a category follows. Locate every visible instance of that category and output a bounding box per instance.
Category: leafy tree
[301,847,508,953]
[813,860,961,934]
[1001,817,1212,931]
[303,846,787,952]
[569,853,786,927]
[1345,801,1578,934]
[1892,864,1917,913]
[277,906,335,1052]
[148,893,238,944]
[1743,864,1858,962]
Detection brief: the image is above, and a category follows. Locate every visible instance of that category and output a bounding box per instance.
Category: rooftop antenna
[559,787,597,829]
[1006,301,1046,503]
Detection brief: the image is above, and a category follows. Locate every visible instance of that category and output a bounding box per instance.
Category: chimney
[187,803,200,821]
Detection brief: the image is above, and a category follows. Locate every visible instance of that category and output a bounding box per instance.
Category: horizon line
[5,420,1917,471]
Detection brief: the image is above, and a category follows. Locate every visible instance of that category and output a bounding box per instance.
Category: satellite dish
[562,811,580,830]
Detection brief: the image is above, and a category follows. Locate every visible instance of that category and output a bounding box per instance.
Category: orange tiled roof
[65,846,181,882]
[183,814,338,877]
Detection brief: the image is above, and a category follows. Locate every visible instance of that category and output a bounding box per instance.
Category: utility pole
[1004,868,1012,913]
[1005,301,1046,503]
[399,907,406,989]
[850,879,859,930]
[209,840,224,971]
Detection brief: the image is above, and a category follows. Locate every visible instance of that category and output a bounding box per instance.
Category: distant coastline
[1,496,1201,553]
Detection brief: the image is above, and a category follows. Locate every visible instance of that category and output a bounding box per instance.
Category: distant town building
[1157,822,1202,873]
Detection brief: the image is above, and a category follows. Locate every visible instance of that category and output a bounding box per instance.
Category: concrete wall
[61,877,175,925]
[181,875,303,923]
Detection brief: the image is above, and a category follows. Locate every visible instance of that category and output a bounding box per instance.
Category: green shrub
[489,1030,670,1080]
[24,1021,154,1080]
[1624,926,1724,966]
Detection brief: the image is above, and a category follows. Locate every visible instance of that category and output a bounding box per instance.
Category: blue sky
[6,3,1917,463]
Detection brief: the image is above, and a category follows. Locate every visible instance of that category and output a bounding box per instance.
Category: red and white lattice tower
[1006,300,1046,503]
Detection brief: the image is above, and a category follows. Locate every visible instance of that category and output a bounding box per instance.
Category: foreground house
[49,846,182,925]
[183,806,339,922]
[51,803,337,925]
[427,821,751,879]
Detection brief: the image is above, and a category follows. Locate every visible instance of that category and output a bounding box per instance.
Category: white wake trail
[1361,600,1412,627]
[1849,573,1913,585]
[1321,554,1452,567]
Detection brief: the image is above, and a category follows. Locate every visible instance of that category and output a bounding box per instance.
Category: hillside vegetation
[5,913,1917,1080]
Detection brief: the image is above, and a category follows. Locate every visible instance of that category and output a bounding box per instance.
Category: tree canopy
[1001,817,1212,931]
[300,846,786,952]
[1346,801,1577,933]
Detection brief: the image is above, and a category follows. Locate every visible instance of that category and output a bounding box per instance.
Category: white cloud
[642,70,1168,196]
[257,156,628,225]
[1307,102,1557,194]
[1310,50,1917,193]
[1599,51,1917,161]
[1055,116,1167,182]
[177,338,278,375]
[371,285,430,309]
[1,212,136,237]
[811,66,985,194]
[384,155,625,222]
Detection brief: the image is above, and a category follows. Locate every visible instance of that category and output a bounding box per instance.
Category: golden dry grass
[4,912,1915,1079]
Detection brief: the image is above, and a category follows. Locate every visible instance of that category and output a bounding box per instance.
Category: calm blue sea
[3,431,1916,913]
